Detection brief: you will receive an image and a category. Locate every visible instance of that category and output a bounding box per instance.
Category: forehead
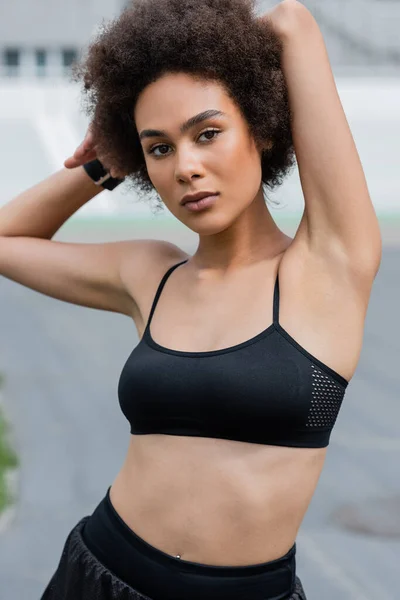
[134,72,235,129]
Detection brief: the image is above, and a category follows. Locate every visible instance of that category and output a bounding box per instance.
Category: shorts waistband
[105,486,296,577]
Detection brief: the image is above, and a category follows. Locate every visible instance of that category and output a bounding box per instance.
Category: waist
[110,435,325,563]
[82,486,297,600]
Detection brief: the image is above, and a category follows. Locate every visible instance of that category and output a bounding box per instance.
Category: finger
[84,128,95,144]
[81,149,98,163]
[74,130,95,156]
[81,130,95,152]
[64,156,79,169]
[64,155,85,169]
[74,142,92,158]
[64,148,97,169]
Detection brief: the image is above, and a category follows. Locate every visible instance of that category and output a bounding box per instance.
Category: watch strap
[82,159,125,191]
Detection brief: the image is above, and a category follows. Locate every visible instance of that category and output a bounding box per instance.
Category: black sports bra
[118,259,349,448]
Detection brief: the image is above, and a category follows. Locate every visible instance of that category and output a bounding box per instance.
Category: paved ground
[0,221,399,600]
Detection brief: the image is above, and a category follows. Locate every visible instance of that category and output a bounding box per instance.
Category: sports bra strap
[146,259,189,329]
[273,271,280,325]
[146,258,280,329]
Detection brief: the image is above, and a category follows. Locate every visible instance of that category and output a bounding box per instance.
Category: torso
[110,232,370,566]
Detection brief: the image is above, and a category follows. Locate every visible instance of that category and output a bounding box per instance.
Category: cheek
[145,161,169,191]
[221,133,259,173]
[221,138,262,196]
[221,133,244,166]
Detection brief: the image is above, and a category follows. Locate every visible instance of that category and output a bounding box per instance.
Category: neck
[191,192,287,276]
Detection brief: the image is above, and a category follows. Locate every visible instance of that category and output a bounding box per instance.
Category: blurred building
[0,0,129,78]
[1,1,399,78]
[0,1,399,219]
[261,0,400,76]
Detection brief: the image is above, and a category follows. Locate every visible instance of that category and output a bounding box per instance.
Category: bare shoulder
[119,238,190,326]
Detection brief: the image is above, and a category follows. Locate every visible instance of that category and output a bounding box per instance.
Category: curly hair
[73,0,296,212]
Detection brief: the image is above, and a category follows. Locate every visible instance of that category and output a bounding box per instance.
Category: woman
[0,1,381,599]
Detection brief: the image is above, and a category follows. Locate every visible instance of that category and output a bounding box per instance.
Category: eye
[147,128,221,158]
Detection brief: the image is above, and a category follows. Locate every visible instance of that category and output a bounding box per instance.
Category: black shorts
[41,487,307,600]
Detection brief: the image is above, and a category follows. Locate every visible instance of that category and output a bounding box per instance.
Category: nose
[174,146,205,182]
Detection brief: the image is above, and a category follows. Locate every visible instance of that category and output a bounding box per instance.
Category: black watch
[82,159,125,191]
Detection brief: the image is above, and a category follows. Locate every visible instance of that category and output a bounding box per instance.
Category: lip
[180,191,219,206]
[182,194,219,212]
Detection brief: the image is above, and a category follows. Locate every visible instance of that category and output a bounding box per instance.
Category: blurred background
[0,1,399,599]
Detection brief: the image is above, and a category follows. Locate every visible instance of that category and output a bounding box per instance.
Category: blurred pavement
[0,220,399,599]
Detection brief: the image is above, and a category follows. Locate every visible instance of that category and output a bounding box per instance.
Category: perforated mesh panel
[306,364,345,428]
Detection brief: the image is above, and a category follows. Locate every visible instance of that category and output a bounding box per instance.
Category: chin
[181,211,241,236]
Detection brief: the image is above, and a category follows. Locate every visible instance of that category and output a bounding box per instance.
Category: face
[134,72,265,234]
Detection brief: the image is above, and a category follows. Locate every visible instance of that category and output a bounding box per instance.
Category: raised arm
[0,163,186,317]
[262,0,382,276]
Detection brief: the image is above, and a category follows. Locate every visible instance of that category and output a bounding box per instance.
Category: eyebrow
[139,109,226,141]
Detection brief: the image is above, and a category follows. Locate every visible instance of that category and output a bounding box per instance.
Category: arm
[263,1,382,275]
[0,167,186,316]
[0,166,102,239]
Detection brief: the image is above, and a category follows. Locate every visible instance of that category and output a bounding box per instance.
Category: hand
[259,0,306,39]
[64,125,98,170]
[64,126,127,178]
